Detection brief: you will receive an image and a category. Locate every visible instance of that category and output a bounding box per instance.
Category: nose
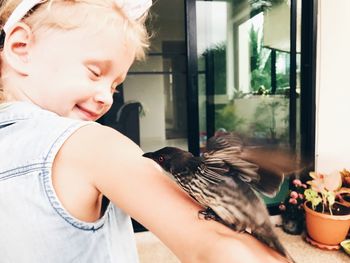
[93,86,113,108]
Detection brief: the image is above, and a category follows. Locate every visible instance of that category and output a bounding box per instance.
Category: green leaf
[304,189,322,210]
[304,189,318,199]
[311,196,322,209]
[325,191,336,207]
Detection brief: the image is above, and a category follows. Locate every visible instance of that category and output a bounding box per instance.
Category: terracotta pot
[304,201,350,245]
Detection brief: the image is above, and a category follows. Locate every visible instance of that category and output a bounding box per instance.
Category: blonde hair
[0,0,151,101]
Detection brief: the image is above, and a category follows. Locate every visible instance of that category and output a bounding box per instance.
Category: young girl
[0,1,290,262]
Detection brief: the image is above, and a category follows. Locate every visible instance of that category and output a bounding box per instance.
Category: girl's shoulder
[77,123,142,154]
[57,123,144,170]
[53,123,154,190]
[51,123,148,222]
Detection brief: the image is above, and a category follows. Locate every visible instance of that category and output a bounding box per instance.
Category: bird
[143,133,297,263]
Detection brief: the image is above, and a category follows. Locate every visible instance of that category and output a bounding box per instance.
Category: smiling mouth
[76,105,100,121]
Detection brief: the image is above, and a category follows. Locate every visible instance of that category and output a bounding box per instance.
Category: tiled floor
[135,231,179,263]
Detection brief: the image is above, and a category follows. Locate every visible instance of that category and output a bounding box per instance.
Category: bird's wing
[210,146,286,197]
[196,159,228,185]
[206,132,243,152]
[206,177,269,229]
[204,147,261,184]
[206,133,261,183]
[205,133,287,197]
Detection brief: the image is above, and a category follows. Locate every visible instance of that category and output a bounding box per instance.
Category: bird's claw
[198,208,219,221]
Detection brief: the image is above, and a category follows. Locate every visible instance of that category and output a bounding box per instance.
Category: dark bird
[143,133,298,263]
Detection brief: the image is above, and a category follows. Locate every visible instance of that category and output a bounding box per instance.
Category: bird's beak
[142,152,154,159]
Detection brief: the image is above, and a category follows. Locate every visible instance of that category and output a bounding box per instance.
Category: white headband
[3,0,152,33]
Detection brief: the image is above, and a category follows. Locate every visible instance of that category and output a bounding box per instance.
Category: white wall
[150,0,185,52]
[123,0,185,142]
[315,0,350,173]
[123,74,166,140]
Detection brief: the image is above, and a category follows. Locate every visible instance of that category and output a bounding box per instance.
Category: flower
[304,170,350,215]
[279,178,306,235]
[293,179,302,187]
[279,179,305,218]
[290,191,298,199]
[279,203,286,211]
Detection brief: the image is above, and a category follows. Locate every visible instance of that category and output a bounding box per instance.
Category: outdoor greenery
[215,101,245,132]
[202,43,227,95]
[249,26,290,94]
[248,0,286,10]
[250,27,271,93]
[200,9,291,143]
[250,99,289,142]
[201,24,290,96]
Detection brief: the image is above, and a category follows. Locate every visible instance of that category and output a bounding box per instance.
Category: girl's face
[24,22,136,121]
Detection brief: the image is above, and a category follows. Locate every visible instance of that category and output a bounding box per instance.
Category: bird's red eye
[158,156,164,163]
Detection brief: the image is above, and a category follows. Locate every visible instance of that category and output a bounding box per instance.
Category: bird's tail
[251,227,296,263]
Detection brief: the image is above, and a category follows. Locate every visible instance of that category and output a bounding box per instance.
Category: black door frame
[185,0,200,156]
[300,0,318,165]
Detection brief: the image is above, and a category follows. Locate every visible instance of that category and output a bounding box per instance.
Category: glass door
[192,0,304,208]
[125,0,188,153]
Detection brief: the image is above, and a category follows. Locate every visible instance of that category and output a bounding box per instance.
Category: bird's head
[142,147,194,173]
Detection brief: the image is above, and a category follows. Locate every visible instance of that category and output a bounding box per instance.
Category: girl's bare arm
[58,124,289,263]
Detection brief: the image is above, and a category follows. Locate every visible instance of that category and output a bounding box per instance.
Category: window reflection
[196,0,302,206]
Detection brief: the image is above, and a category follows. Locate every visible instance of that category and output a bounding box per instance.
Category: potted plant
[303,170,350,249]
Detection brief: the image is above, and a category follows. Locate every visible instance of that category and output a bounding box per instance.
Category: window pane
[196,0,302,207]
[125,0,188,152]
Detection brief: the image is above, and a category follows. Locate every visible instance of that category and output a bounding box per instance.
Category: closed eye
[87,65,101,79]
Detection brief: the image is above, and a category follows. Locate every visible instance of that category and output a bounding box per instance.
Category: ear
[3,22,33,75]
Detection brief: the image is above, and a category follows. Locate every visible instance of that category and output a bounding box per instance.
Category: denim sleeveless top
[0,102,139,263]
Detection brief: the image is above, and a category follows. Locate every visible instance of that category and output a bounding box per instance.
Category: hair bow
[3,0,152,34]
[114,0,152,20]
